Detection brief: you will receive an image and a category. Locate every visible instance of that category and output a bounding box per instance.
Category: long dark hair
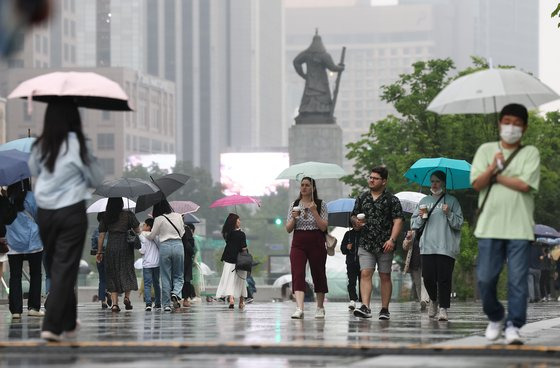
[297,176,321,208]
[104,197,123,225]
[7,178,31,212]
[33,99,90,173]
[221,213,239,240]
[152,198,173,218]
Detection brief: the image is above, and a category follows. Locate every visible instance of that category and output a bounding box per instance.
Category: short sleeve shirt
[470,142,540,240]
[351,190,404,254]
[287,200,328,231]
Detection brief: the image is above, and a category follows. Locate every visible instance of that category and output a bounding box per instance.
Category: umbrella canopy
[395,191,427,214]
[170,200,200,214]
[404,157,472,190]
[276,161,346,180]
[272,274,313,288]
[135,173,190,213]
[209,194,260,208]
[8,71,133,111]
[199,262,215,276]
[87,197,136,214]
[0,150,31,186]
[183,212,201,224]
[93,178,159,198]
[534,224,560,239]
[326,198,356,228]
[0,137,36,153]
[536,237,560,246]
[427,68,559,115]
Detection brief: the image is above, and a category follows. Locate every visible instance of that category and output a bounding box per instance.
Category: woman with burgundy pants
[285,177,329,320]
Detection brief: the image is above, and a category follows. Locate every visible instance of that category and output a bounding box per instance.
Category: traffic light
[267,217,283,226]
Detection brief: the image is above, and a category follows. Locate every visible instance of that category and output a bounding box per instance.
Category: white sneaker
[28,309,45,317]
[428,300,438,318]
[41,330,62,342]
[291,308,304,319]
[504,323,523,345]
[348,300,356,310]
[485,319,504,341]
[315,307,325,319]
[63,319,81,339]
[437,308,448,321]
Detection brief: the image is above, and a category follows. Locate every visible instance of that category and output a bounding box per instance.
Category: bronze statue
[293,30,345,124]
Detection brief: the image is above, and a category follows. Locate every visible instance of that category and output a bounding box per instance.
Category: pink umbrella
[209,194,261,208]
[8,71,133,112]
[169,200,200,214]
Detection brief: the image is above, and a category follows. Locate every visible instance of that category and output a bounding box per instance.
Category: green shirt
[470,141,540,240]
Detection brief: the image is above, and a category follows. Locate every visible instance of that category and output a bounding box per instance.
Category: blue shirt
[6,192,43,254]
[28,132,104,210]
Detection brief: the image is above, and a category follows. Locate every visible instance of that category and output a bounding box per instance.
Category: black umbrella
[93,178,159,198]
[328,212,352,228]
[135,173,190,213]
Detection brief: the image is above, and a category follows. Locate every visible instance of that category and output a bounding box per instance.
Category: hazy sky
[539,0,560,112]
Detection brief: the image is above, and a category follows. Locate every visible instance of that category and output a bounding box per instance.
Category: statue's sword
[330,46,346,117]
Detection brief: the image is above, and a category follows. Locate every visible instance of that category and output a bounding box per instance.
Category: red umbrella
[209,194,260,208]
[169,200,200,214]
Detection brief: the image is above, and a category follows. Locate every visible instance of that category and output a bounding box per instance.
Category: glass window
[97,133,114,150]
[99,158,115,176]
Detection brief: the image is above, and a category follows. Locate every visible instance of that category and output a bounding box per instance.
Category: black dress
[99,211,139,293]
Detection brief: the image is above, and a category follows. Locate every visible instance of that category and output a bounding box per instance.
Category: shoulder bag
[404,194,445,252]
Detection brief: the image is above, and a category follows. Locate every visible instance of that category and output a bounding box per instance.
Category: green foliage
[552,3,560,28]
[453,223,478,300]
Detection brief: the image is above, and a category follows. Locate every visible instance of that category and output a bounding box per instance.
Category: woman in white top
[28,99,104,342]
[145,198,184,312]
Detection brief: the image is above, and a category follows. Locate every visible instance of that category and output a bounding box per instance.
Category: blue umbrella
[0,150,31,186]
[0,137,36,153]
[404,157,472,190]
[326,198,356,213]
[534,224,560,239]
[183,212,201,224]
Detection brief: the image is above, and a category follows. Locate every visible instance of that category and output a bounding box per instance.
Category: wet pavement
[1,300,560,367]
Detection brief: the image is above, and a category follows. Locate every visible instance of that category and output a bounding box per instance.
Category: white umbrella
[199,262,214,276]
[427,68,560,115]
[134,258,143,270]
[272,274,313,288]
[87,197,136,213]
[276,161,346,180]
[395,191,427,214]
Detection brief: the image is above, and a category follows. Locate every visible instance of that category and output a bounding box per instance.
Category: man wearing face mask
[471,103,541,345]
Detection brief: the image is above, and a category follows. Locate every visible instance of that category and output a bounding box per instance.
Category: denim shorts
[358,246,393,273]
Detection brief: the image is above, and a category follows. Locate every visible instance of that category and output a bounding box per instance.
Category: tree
[553,3,560,28]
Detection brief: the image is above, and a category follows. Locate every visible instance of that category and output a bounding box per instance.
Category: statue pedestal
[288,123,343,202]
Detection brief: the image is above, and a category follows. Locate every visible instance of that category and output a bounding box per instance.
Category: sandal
[239,303,245,309]
[111,305,120,313]
[123,297,133,310]
[228,303,234,309]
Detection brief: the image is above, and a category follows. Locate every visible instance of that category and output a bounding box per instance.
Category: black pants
[540,269,551,299]
[182,254,195,299]
[8,251,43,314]
[421,254,455,309]
[38,201,87,335]
[346,261,361,302]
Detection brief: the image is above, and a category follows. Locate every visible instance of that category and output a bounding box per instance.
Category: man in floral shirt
[351,166,404,319]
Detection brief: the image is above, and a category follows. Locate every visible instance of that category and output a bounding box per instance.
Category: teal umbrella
[0,137,36,153]
[404,157,472,190]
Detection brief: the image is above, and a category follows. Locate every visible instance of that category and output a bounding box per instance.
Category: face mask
[500,124,523,144]
[430,188,443,196]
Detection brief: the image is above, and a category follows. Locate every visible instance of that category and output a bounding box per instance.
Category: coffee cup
[419,204,428,219]
[292,206,301,218]
[357,213,366,221]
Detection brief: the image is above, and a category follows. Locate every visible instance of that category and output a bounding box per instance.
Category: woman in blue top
[5,179,43,320]
[29,99,104,342]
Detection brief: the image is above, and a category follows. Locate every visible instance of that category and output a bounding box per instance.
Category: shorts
[358,246,393,273]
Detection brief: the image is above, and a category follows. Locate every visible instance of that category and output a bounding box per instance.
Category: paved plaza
[1,299,560,367]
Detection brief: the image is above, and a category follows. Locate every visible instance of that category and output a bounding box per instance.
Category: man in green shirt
[470,103,540,345]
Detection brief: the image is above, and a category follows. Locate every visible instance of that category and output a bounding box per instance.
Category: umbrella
[427,68,559,115]
[87,197,136,214]
[534,224,560,239]
[326,198,356,228]
[209,194,260,208]
[0,137,36,153]
[275,161,346,180]
[536,237,560,246]
[183,213,201,224]
[404,157,472,190]
[395,191,427,214]
[272,274,313,288]
[0,150,31,186]
[199,262,215,276]
[93,178,160,198]
[8,71,133,112]
[134,258,143,270]
[135,173,190,213]
[170,200,200,214]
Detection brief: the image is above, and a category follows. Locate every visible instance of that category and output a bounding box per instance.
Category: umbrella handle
[27,94,33,116]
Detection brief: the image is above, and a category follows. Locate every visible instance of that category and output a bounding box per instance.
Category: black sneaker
[145,304,152,311]
[353,305,372,318]
[245,298,254,304]
[171,294,181,309]
[378,308,390,320]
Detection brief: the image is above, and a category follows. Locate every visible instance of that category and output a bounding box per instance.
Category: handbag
[235,251,253,273]
[126,229,141,250]
[325,233,337,256]
[162,214,193,255]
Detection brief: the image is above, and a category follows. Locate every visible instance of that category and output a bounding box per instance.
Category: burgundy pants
[290,230,328,293]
